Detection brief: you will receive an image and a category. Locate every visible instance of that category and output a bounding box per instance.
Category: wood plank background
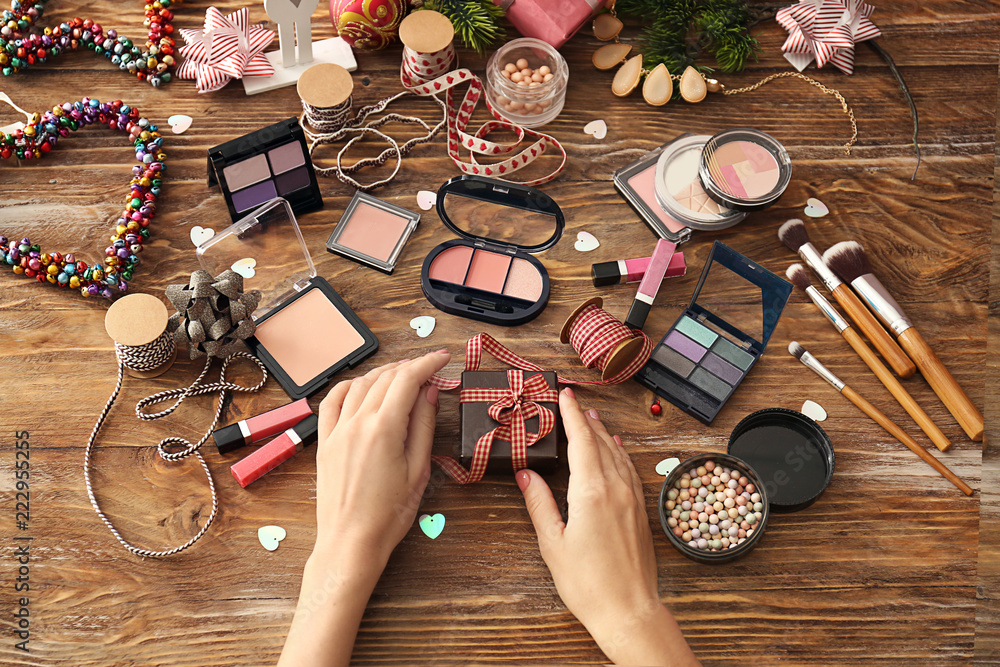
[0,1,996,665]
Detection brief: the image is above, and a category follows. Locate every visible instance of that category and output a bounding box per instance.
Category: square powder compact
[196,198,378,399]
[635,241,792,424]
[613,135,694,244]
[326,191,421,274]
[208,117,323,222]
[420,175,565,326]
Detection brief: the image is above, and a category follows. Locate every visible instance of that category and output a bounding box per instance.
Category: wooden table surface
[0,1,996,665]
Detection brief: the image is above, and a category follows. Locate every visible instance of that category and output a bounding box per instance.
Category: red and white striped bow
[776,0,881,75]
[177,7,276,93]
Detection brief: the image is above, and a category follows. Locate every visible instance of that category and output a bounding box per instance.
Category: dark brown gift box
[460,370,561,475]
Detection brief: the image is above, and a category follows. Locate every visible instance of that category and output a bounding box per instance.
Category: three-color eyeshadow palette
[420,176,564,326]
[636,241,792,424]
[208,117,323,222]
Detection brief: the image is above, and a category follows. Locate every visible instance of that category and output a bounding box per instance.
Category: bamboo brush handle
[841,327,951,452]
[841,385,974,496]
[897,328,984,442]
[832,284,916,378]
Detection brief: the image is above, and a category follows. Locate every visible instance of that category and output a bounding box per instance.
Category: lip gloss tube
[230,414,320,488]
[212,398,314,454]
[625,239,677,329]
[591,252,687,287]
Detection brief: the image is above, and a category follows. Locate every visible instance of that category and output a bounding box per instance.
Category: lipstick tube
[213,398,314,454]
[625,239,676,329]
[230,414,320,488]
[591,252,687,287]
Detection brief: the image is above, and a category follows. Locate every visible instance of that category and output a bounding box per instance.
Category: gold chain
[723,71,858,156]
[596,8,858,154]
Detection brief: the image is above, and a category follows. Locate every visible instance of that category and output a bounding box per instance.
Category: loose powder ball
[664,459,763,552]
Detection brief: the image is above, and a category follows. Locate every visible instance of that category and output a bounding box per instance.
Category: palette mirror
[635,241,792,424]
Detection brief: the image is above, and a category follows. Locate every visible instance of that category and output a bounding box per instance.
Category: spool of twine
[104,293,176,379]
[297,63,355,142]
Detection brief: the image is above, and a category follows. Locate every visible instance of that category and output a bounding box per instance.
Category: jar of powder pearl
[485,38,568,128]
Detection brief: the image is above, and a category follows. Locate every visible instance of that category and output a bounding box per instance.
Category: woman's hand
[279,350,450,667]
[312,349,450,566]
[517,387,700,667]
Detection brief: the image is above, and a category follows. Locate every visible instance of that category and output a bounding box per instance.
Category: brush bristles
[822,241,873,283]
[777,219,809,252]
[788,341,806,359]
[785,264,812,292]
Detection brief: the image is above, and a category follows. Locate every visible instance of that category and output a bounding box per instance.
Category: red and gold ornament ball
[329,0,407,50]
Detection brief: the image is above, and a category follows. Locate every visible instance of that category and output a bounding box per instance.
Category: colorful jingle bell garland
[0,0,179,87]
[0,98,165,298]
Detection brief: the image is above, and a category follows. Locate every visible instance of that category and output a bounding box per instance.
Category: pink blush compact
[326,191,420,274]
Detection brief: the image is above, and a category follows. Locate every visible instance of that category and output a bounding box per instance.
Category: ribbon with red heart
[0,0,180,87]
[400,45,566,186]
[0,97,165,298]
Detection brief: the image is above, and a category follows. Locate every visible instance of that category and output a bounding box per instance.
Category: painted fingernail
[613,434,623,447]
[426,385,440,412]
[587,408,601,421]
[516,469,531,492]
[563,387,575,399]
[436,348,450,355]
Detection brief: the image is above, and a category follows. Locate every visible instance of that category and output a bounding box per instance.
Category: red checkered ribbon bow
[428,335,558,484]
[427,326,651,483]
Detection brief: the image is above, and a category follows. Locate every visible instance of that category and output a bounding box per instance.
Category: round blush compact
[421,175,564,326]
[698,128,792,212]
[653,134,747,231]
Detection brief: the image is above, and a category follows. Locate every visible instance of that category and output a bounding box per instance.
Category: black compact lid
[435,175,565,254]
[688,241,793,354]
[728,408,835,511]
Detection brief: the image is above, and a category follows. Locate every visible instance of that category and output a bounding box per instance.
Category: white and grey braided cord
[84,346,267,558]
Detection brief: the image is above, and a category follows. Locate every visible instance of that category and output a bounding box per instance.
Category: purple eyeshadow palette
[635,241,792,424]
[208,117,323,222]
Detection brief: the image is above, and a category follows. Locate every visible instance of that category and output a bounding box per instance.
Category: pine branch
[616,0,759,76]
[422,0,505,54]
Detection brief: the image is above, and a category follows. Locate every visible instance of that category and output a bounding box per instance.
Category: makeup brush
[823,241,984,442]
[788,342,973,496]
[777,219,915,379]
[786,264,951,451]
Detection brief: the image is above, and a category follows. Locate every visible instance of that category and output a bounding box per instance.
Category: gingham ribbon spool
[84,350,267,558]
[427,323,651,483]
[566,303,653,384]
[400,47,567,187]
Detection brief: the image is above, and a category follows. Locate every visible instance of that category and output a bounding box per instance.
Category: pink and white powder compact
[420,175,564,326]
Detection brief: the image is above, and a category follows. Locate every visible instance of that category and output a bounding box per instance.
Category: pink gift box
[495,0,607,48]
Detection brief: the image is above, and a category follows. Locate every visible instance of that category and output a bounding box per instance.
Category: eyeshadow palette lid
[687,241,792,354]
[435,175,564,254]
[727,408,834,512]
[196,197,316,319]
